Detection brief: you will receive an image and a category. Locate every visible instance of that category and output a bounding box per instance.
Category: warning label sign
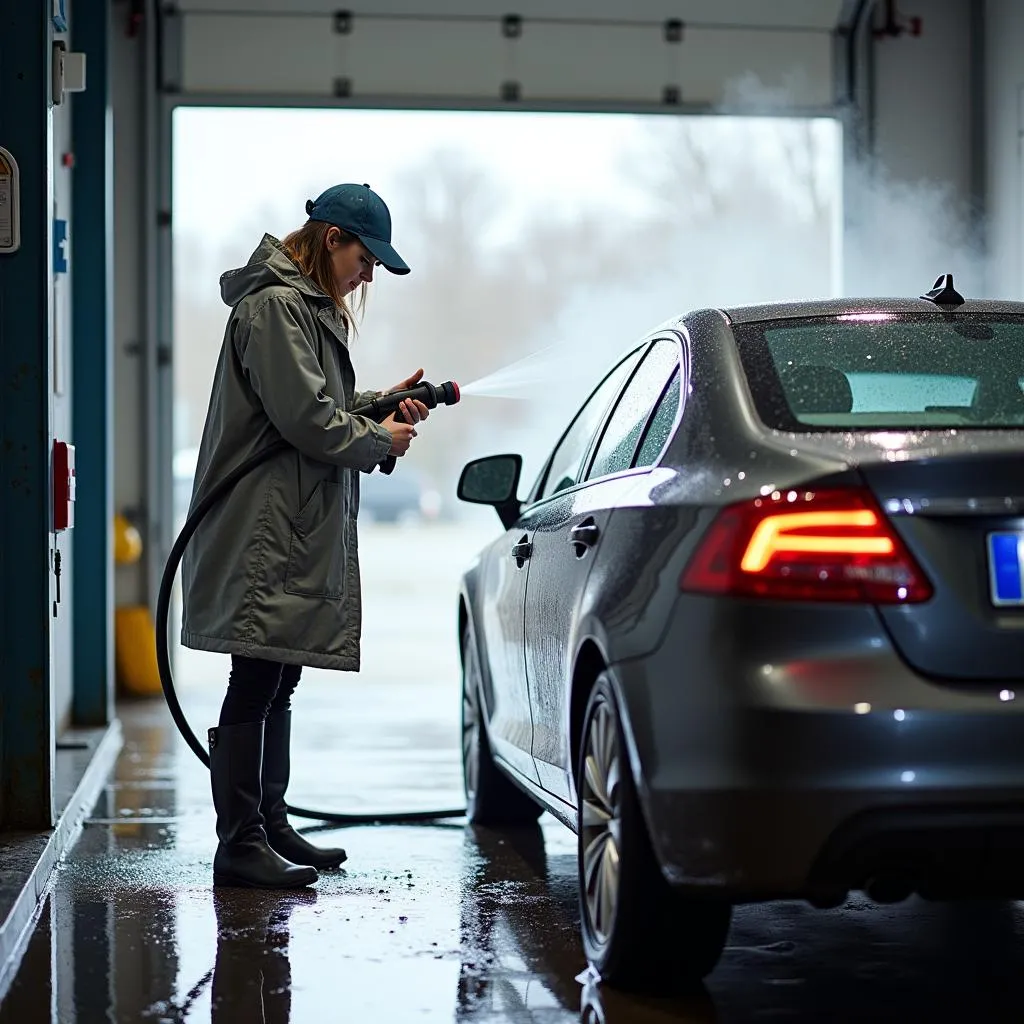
[0,148,21,253]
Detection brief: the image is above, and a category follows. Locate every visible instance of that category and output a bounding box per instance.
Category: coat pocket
[284,480,347,600]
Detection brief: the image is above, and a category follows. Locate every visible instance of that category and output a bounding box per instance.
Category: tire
[577,673,732,990]
[461,624,544,826]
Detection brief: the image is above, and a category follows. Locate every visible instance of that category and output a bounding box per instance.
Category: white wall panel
[844,0,982,297]
[985,0,1024,300]
[872,0,974,203]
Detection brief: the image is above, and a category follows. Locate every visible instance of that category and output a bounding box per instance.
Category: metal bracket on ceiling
[501,15,522,102]
[333,11,353,99]
[126,0,144,38]
[502,14,523,39]
[874,0,922,39]
[663,19,683,108]
[158,3,183,94]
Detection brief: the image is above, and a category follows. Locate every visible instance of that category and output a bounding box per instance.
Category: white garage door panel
[671,29,832,108]
[179,15,834,109]
[182,16,338,95]
[174,0,843,32]
[510,26,830,107]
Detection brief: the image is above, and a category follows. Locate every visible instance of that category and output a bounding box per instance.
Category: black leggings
[218,655,303,727]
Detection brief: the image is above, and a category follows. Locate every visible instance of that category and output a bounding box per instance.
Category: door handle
[511,539,532,565]
[570,521,599,546]
[570,518,599,557]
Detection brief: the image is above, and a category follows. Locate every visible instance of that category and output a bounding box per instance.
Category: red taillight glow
[740,509,894,572]
[679,488,932,603]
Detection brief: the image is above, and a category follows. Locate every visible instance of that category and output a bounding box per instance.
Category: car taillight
[679,488,932,603]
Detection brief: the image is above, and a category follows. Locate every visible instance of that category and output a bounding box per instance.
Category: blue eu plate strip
[988,533,1024,606]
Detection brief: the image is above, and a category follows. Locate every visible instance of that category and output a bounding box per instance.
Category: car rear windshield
[734,313,1024,431]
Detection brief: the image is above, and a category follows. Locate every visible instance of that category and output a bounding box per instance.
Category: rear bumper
[642,785,1024,905]
[611,595,1024,902]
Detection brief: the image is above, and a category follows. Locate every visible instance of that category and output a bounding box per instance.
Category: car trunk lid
[859,449,1024,682]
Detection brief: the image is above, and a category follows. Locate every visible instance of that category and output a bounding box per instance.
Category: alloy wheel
[580,698,622,948]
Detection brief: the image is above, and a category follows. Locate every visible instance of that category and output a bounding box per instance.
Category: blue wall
[0,1,56,828]
[71,0,115,727]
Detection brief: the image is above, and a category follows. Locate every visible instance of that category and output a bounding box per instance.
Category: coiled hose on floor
[155,389,467,825]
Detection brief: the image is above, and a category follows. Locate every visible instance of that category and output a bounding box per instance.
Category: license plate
[987,532,1024,606]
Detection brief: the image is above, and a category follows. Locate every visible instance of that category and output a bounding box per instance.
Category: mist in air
[172,102,985,527]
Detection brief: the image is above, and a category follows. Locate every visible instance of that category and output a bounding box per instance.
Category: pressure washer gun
[357,379,461,424]
[353,379,460,474]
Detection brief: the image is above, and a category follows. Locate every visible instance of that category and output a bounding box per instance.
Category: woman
[181,183,430,889]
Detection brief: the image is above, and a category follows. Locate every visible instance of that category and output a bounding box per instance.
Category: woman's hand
[396,397,430,423]
[385,369,431,426]
[388,368,424,393]
[380,371,430,456]
[382,413,417,456]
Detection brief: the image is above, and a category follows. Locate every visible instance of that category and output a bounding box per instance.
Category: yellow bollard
[113,512,163,697]
[115,605,163,697]
[113,513,143,566]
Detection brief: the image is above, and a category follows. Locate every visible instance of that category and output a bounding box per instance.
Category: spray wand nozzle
[356,379,461,423]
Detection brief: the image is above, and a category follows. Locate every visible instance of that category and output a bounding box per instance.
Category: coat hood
[219,234,329,308]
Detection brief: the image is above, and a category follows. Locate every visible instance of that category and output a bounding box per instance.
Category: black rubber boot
[262,711,348,870]
[208,722,318,889]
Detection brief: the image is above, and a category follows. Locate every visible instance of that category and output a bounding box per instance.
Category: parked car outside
[360,465,442,523]
[173,445,442,526]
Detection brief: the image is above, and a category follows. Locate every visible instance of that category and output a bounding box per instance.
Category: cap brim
[359,235,410,275]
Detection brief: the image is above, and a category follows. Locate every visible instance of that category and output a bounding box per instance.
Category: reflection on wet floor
[3,699,1024,1022]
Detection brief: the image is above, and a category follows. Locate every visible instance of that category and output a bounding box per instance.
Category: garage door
[164,0,847,111]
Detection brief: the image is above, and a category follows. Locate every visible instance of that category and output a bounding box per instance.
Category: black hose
[155,405,466,825]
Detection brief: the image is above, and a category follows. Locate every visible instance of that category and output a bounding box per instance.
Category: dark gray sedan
[456,282,1024,990]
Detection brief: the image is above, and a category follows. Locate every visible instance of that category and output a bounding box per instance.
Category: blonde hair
[281,220,367,333]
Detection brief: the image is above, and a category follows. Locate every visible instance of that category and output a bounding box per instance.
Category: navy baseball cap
[304,183,410,275]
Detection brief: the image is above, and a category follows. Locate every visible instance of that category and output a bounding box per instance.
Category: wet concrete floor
[4,694,1024,1022]
[4,524,1024,1021]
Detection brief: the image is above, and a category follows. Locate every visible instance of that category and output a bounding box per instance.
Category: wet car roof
[719,297,1024,325]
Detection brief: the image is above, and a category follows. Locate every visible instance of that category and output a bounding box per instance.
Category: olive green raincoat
[180,235,393,670]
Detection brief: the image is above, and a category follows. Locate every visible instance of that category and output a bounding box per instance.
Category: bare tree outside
[620,117,838,309]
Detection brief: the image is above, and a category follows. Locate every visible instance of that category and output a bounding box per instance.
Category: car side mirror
[457,454,523,529]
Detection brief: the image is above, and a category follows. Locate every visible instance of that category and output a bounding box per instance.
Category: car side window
[537,348,643,500]
[585,340,680,481]
[634,367,681,468]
